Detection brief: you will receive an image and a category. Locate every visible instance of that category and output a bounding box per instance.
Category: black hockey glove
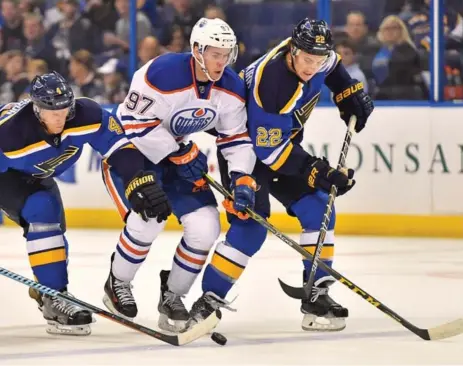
[125,171,172,223]
[334,80,374,133]
[305,157,355,196]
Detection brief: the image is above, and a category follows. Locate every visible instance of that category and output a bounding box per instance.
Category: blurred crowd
[0,0,461,105]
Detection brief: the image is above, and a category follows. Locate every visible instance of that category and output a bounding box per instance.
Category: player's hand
[223,172,257,220]
[334,79,374,133]
[305,157,355,196]
[168,142,208,186]
[125,171,172,222]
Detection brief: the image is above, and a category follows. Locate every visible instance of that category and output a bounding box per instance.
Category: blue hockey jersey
[241,37,349,176]
[0,98,135,180]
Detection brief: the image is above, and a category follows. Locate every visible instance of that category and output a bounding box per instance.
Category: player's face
[40,108,69,134]
[203,46,232,79]
[293,51,328,82]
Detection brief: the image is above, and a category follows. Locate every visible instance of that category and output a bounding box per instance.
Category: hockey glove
[168,142,208,186]
[125,171,172,223]
[334,80,374,133]
[305,157,355,196]
[223,172,257,220]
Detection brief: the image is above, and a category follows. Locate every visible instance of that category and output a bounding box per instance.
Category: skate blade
[46,321,91,336]
[158,314,187,333]
[102,294,135,321]
[301,313,346,332]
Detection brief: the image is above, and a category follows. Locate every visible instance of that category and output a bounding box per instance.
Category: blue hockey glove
[334,79,374,132]
[168,142,208,186]
[223,172,257,220]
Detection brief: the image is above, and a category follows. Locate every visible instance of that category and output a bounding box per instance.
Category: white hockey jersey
[116,53,256,175]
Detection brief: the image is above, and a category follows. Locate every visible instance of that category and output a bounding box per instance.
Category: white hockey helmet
[190,17,238,81]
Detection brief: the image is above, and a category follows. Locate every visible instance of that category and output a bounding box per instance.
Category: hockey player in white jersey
[101,18,257,332]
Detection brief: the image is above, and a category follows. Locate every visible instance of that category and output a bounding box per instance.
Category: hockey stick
[204,173,463,341]
[0,266,220,346]
[302,115,357,301]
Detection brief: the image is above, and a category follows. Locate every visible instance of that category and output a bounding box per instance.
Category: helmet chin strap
[194,50,222,82]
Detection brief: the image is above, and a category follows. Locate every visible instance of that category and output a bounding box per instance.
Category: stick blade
[278,278,308,300]
[177,311,221,346]
[427,318,463,341]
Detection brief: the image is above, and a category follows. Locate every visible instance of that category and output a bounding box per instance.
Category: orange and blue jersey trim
[216,131,251,150]
[102,160,129,220]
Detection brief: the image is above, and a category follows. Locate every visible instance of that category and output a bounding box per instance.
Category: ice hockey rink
[0,227,462,365]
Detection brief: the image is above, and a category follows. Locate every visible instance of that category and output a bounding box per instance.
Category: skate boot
[301,280,348,332]
[188,291,232,327]
[102,253,138,319]
[42,292,93,335]
[157,270,189,332]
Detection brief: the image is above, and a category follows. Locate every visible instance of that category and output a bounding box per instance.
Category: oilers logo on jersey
[170,107,217,136]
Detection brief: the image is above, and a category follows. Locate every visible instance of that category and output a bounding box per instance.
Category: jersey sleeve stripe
[216,139,251,151]
[216,131,250,144]
[325,52,342,76]
[120,115,157,122]
[253,38,291,108]
[3,140,48,158]
[61,123,101,140]
[279,82,304,114]
[212,86,245,103]
[122,120,161,131]
[270,142,294,171]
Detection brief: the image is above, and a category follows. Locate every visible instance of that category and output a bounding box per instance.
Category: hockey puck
[210,332,227,346]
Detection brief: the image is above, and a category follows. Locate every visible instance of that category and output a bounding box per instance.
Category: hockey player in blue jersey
[0,72,171,335]
[189,19,374,331]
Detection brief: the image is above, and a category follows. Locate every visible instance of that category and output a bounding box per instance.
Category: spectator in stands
[204,4,225,20]
[372,15,426,100]
[47,0,103,61]
[0,50,29,103]
[163,23,187,53]
[335,40,368,93]
[344,11,380,79]
[23,13,64,75]
[406,0,463,52]
[1,0,25,52]
[159,0,201,43]
[18,0,42,16]
[83,0,119,32]
[138,36,162,66]
[103,0,153,53]
[68,49,105,102]
[18,58,49,100]
[97,57,128,104]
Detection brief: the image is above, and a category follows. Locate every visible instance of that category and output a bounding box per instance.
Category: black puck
[210,332,227,346]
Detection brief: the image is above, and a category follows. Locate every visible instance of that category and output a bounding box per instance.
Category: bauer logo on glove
[334,81,364,104]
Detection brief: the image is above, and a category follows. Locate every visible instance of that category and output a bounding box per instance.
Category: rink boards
[1,105,463,237]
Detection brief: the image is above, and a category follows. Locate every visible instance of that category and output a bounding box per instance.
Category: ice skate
[301,280,348,331]
[157,270,189,332]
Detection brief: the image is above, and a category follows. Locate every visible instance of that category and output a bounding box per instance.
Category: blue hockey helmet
[291,18,333,56]
[30,71,75,119]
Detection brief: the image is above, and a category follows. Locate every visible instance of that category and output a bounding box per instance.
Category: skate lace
[201,292,236,312]
[52,296,81,317]
[113,279,136,306]
[310,286,329,303]
[163,291,187,312]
